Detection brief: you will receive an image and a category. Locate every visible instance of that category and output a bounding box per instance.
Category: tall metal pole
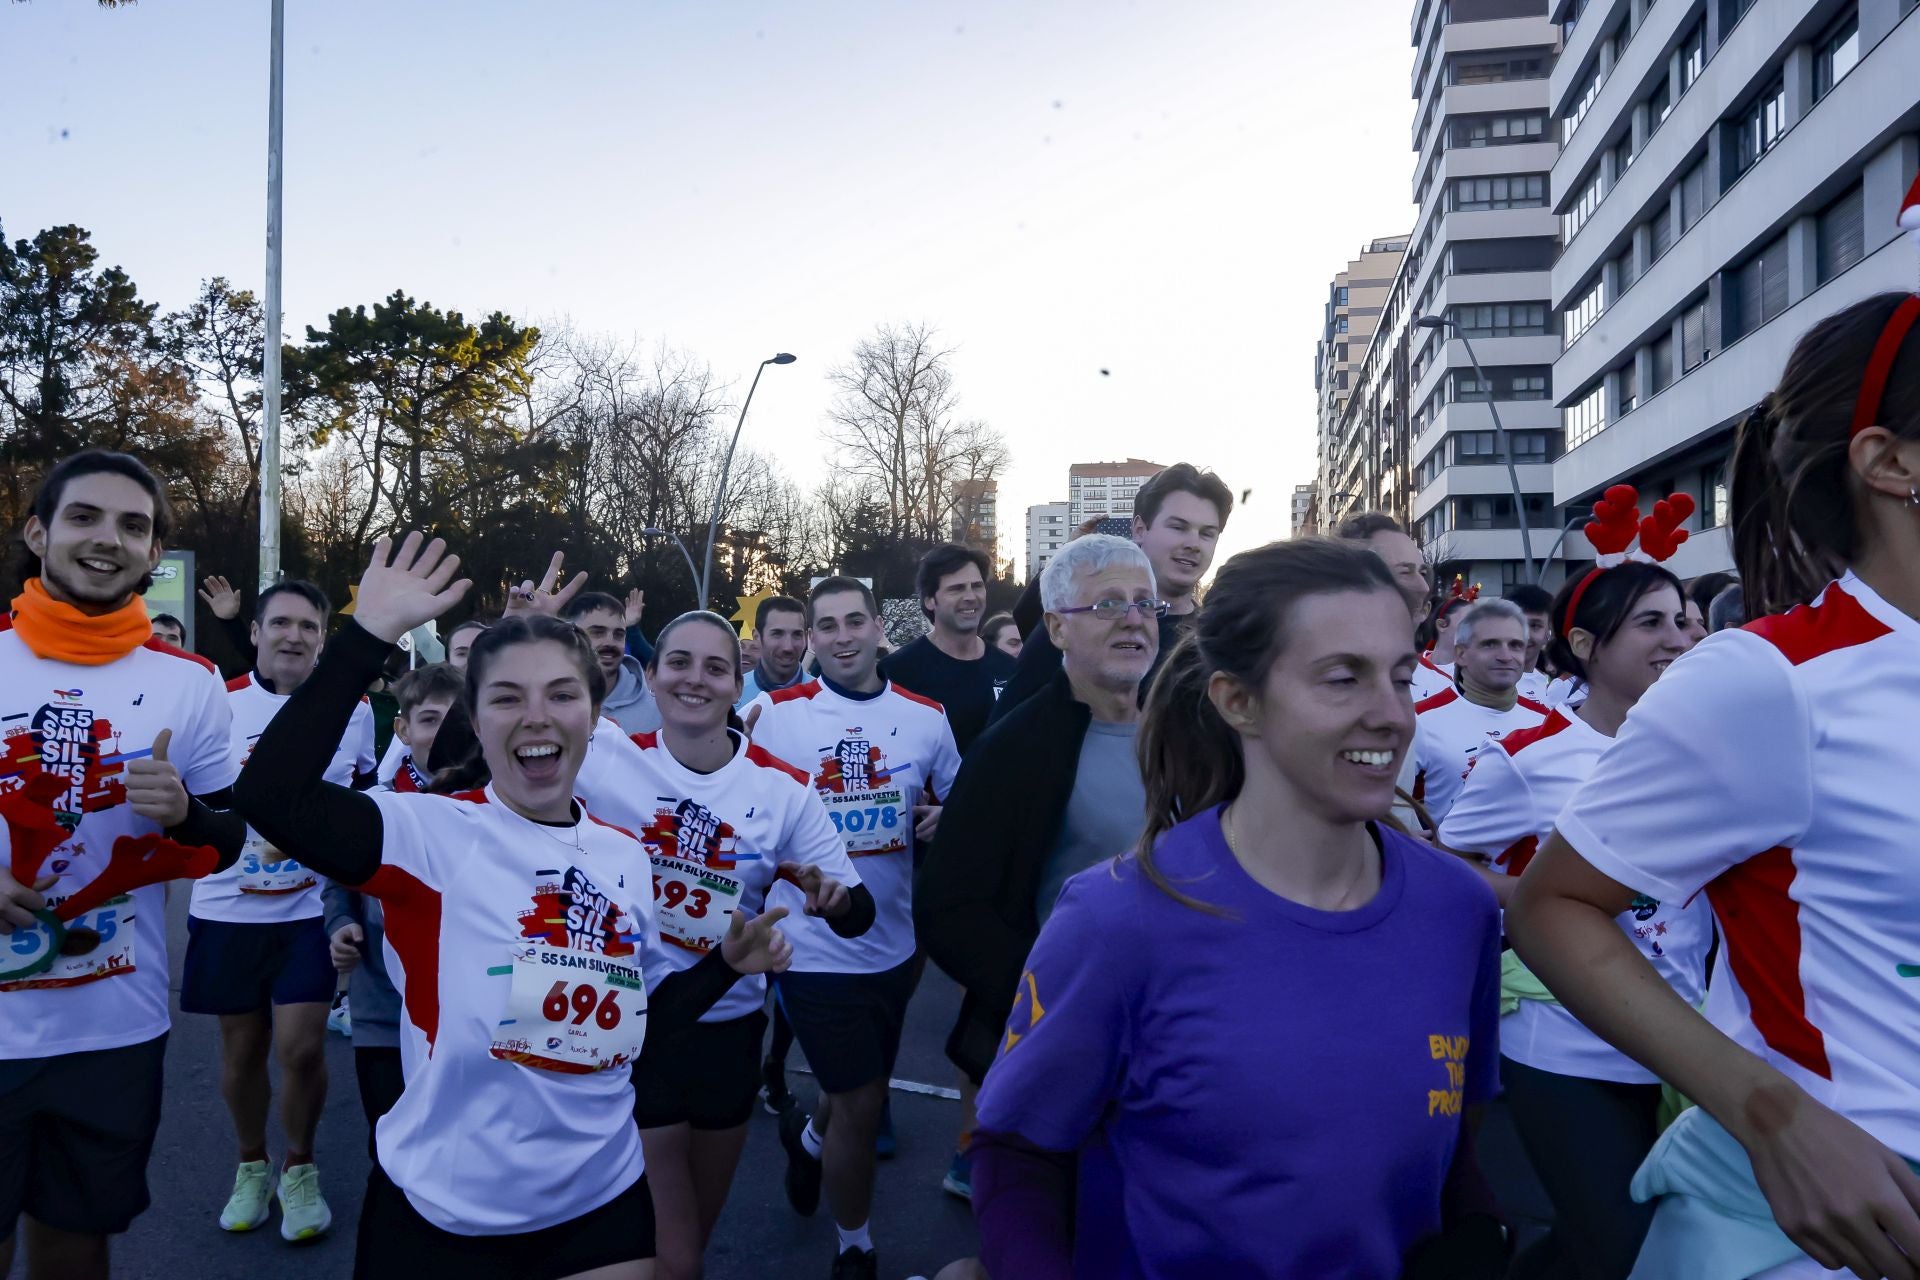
[258,0,286,590]
[700,359,772,605]
[644,529,702,591]
[1454,331,1536,582]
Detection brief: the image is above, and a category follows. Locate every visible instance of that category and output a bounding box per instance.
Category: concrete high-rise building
[1291,482,1318,537]
[1404,0,1570,592]
[952,478,1000,568]
[1546,0,1919,577]
[1026,501,1071,580]
[1316,236,1411,527]
[1067,459,1166,527]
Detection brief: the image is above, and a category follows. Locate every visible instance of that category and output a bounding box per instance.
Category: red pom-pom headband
[1562,486,1694,635]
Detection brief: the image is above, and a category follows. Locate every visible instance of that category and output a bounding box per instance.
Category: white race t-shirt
[1559,573,1920,1158]
[1517,670,1551,703]
[363,784,681,1234]
[376,733,406,785]
[574,727,857,1021]
[745,679,961,975]
[1410,655,1454,703]
[0,623,237,1057]
[1442,708,1712,1083]
[1411,687,1548,825]
[189,672,376,923]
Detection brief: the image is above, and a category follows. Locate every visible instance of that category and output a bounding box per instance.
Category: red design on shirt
[1707,845,1830,1079]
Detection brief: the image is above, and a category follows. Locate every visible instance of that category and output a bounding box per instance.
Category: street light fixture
[1413,315,1537,583]
[701,353,796,605]
[642,528,702,591]
[1539,512,1593,572]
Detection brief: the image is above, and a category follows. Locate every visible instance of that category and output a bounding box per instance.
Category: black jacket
[915,668,1092,1080]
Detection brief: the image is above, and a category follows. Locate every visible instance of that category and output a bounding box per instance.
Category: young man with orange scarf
[0,450,248,1280]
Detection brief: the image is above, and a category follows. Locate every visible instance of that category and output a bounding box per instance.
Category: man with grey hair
[1409,597,1549,825]
[915,534,1163,1200]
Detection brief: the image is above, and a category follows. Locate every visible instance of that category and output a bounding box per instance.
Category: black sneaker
[760,1056,795,1116]
[778,1107,822,1217]
[830,1247,878,1280]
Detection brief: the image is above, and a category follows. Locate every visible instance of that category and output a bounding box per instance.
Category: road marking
[789,1065,961,1100]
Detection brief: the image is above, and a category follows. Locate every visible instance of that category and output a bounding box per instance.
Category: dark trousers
[352,1047,404,1162]
[1501,1056,1663,1280]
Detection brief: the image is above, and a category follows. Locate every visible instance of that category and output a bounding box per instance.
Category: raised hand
[624,588,646,628]
[198,574,243,621]
[778,861,850,919]
[354,533,473,644]
[125,728,189,828]
[720,905,792,976]
[502,551,588,619]
[914,803,942,843]
[330,922,365,974]
[742,704,762,739]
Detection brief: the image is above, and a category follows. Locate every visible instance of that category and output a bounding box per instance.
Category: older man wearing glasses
[915,534,1164,1199]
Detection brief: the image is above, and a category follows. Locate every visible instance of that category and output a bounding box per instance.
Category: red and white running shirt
[190,672,376,923]
[1410,687,1548,825]
[364,784,673,1234]
[1560,572,1920,1157]
[1410,655,1454,703]
[745,679,961,975]
[1442,709,1712,1083]
[0,622,236,1057]
[575,727,857,1022]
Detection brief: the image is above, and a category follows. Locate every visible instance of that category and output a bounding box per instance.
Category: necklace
[1221,804,1371,911]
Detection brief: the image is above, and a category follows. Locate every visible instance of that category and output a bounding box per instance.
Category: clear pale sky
[2,0,1415,572]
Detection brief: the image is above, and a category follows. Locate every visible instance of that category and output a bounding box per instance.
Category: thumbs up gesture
[720,905,792,976]
[125,728,190,828]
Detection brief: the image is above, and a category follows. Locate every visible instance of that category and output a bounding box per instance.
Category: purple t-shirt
[975,807,1501,1279]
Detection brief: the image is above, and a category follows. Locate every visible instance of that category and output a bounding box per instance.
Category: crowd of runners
[3,288,1920,1279]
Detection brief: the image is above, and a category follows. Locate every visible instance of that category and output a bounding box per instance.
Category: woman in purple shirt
[969,538,1507,1279]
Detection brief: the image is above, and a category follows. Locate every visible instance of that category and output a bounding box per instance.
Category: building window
[1452,52,1551,85]
[1454,431,1499,461]
[1651,333,1675,392]
[1613,243,1639,295]
[1650,203,1675,260]
[1618,360,1639,415]
[1727,79,1787,184]
[1451,174,1549,211]
[1679,160,1709,233]
[1649,75,1673,126]
[1449,302,1551,338]
[1453,366,1551,402]
[1563,65,1605,144]
[1679,22,1706,93]
[1681,296,1713,372]
[1612,133,1636,179]
[1817,183,1866,284]
[1564,278,1606,349]
[1815,12,1861,101]
[1336,316,1349,333]
[1565,384,1608,448]
[1563,167,1605,242]
[1335,286,1350,306]
[1453,494,1552,530]
[1728,234,1789,343]
[1720,0,1758,32]
[1451,112,1548,147]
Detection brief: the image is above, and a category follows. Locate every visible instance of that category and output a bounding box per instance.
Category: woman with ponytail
[1510,291,1920,1280]
[969,538,1506,1280]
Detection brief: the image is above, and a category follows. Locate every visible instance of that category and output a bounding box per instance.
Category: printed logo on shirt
[992,679,1008,701]
[1000,969,1047,1056]
[640,797,745,870]
[808,733,909,856]
[2,700,142,827]
[1427,1034,1469,1117]
[516,866,644,957]
[818,735,895,793]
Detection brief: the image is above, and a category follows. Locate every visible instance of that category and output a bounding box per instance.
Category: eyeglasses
[1055,599,1171,622]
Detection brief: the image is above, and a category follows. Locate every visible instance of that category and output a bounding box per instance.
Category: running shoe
[778,1107,822,1217]
[218,1160,274,1232]
[874,1098,896,1160]
[275,1163,333,1241]
[326,994,351,1037]
[830,1246,879,1280]
[942,1147,972,1201]
[760,1055,795,1116]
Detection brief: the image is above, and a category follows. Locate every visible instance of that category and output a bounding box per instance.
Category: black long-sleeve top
[235,619,744,1038]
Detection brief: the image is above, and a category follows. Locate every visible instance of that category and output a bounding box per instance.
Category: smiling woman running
[233,535,791,1280]
[969,538,1505,1280]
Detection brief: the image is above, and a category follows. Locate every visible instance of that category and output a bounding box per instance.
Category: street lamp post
[258,0,286,590]
[700,353,796,605]
[1414,315,1536,583]
[643,528,702,591]
[1540,513,1592,573]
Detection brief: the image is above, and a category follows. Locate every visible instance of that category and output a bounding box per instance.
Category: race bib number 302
[489,944,648,1075]
[236,835,318,897]
[824,787,908,857]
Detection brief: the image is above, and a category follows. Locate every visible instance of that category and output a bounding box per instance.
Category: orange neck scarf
[9,577,153,666]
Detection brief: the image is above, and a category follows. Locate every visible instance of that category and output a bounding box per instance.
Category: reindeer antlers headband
[1562,485,1693,634]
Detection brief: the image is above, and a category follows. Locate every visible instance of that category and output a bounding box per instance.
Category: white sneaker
[326,996,351,1036]
[218,1160,274,1232]
[276,1162,333,1241]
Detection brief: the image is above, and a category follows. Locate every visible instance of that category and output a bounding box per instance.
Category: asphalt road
[7,889,1550,1280]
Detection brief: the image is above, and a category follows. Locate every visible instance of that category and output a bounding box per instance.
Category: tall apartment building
[952,478,1000,568]
[1546,0,1919,577]
[1404,0,1571,591]
[1291,482,1318,537]
[1316,237,1413,527]
[1026,501,1071,580]
[1067,459,1166,527]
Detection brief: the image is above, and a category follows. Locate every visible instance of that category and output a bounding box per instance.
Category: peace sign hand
[354,533,473,644]
[720,905,791,976]
[778,862,850,919]
[503,551,588,618]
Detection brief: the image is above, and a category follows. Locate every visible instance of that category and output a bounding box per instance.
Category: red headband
[1851,294,1920,437]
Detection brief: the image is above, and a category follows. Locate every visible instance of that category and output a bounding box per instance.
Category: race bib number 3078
[488,944,647,1075]
[824,787,908,857]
